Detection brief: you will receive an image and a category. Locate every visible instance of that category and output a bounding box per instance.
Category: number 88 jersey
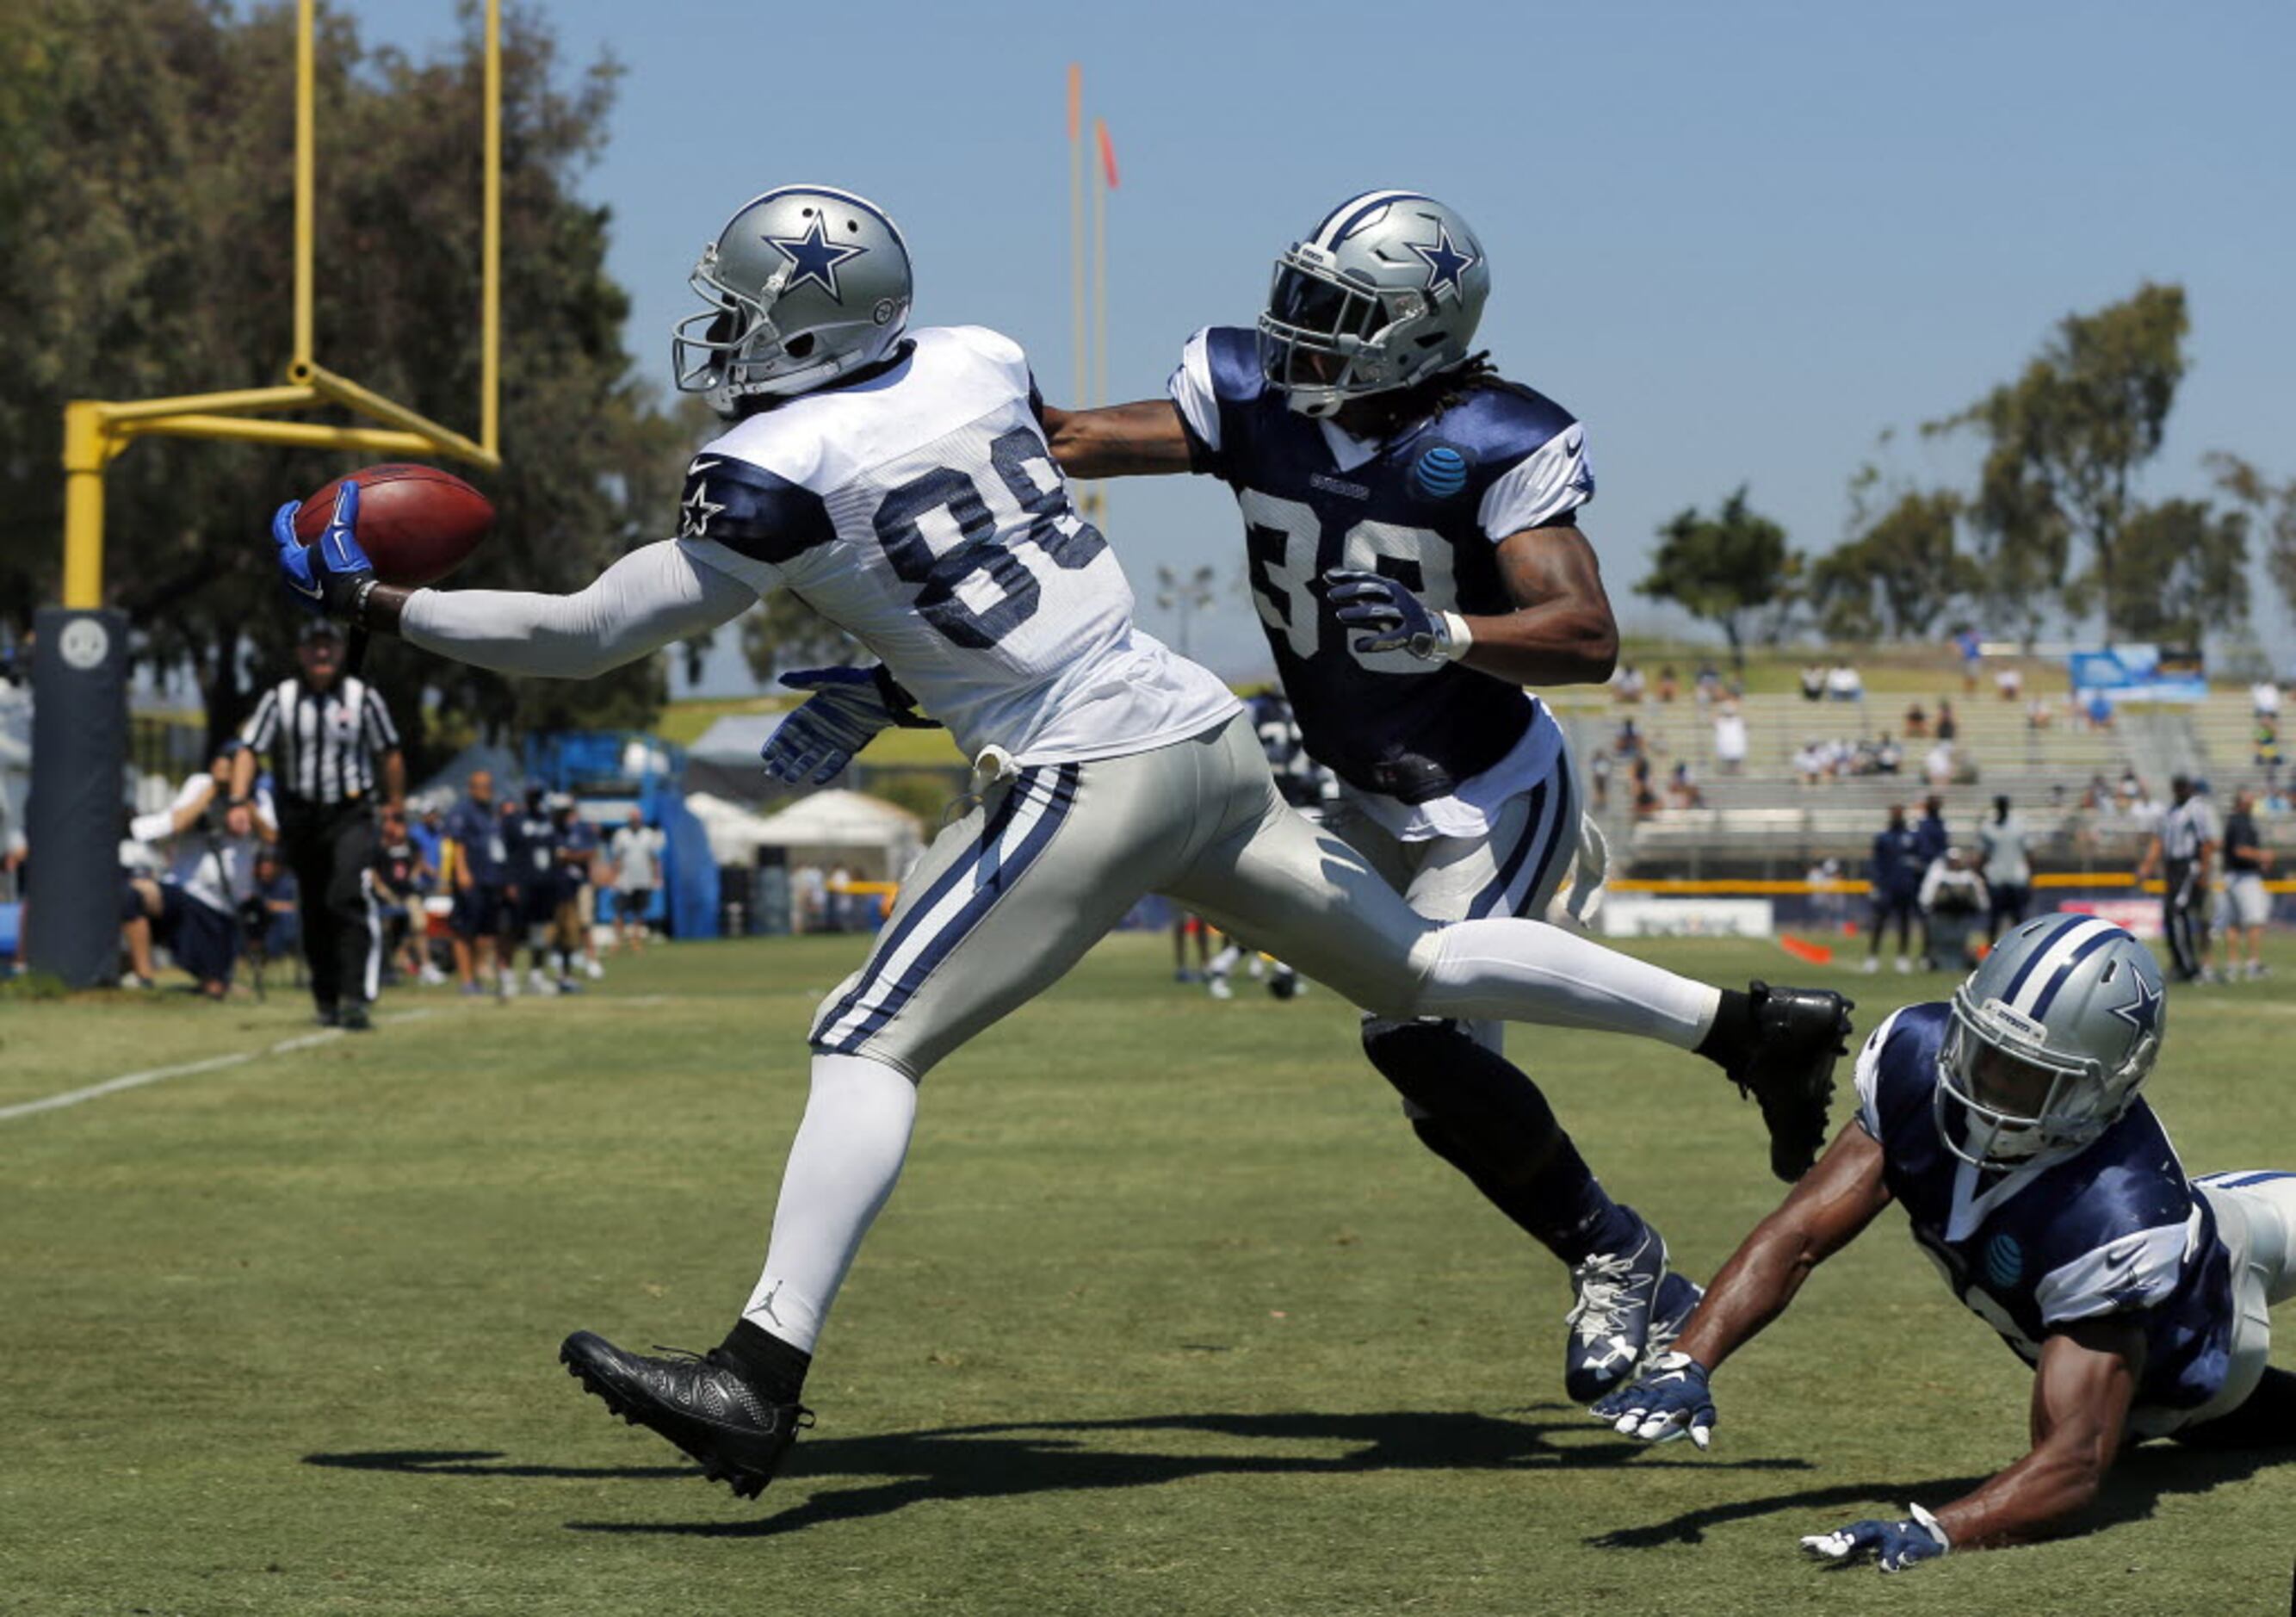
[676,325,1238,766]
[1170,325,1594,806]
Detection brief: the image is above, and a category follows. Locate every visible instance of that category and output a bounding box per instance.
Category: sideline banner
[2067,644,2206,704]
[1600,896,1775,939]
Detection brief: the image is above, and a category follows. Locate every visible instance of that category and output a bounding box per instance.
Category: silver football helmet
[1934,916,2166,1168]
[1257,190,1492,418]
[672,185,913,415]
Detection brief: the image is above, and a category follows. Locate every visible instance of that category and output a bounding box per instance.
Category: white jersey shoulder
[675,326,1235,765]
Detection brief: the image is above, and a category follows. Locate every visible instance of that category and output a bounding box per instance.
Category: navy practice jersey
[1854,1003,2235,1417]
[1170,327,1594,805]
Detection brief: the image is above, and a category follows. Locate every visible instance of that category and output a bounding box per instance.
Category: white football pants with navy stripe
[758,713,1717,1350]
[1321,746,1584,1077]
[807,713,1711,1079]
[2174,1170,2296,1429]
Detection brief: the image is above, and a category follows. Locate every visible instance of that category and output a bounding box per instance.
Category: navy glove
[1589,1352,1717,1449]
[1799,1505,1949,1573]
[761,665,938,787]
[1322,567,1465,661]
[271,481,374,617]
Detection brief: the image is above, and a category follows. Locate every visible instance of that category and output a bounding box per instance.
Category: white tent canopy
[684,789,925,880]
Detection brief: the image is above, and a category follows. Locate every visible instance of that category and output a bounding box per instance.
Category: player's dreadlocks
[1344,350,1519,440]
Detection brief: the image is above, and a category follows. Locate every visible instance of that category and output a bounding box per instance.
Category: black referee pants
[2163,858,2206,982]
[278,797,379,1009]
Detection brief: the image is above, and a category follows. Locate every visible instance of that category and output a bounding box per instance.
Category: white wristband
[1907,1502,1951,1552]
[1439,611,1474,661]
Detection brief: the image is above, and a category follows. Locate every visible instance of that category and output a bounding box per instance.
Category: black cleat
[339,1003,373,1032]
[1725,982,1853,1183]
[559,1330,811,1500]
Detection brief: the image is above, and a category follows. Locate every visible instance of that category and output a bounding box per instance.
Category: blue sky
[347,0,2296,687]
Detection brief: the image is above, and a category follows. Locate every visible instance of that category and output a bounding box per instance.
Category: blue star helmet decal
[2107,974,2163,1038]
[764,214,869,301]
[1408,224,1479,300]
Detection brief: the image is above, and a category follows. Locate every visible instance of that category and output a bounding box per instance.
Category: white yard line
[0,1008,436,1124]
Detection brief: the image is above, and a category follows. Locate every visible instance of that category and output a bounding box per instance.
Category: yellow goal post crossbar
[59,0,502,609]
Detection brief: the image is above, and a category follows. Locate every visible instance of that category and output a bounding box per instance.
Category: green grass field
[4,933,2290,1616]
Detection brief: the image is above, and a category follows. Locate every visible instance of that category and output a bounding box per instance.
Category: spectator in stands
[1655,665,1680,703]
[1903,700,1929,739]
[1977,794,2033,942]
[1587,749,1612,812]
[1666,761,1704,810]
[1873,732,1903,776]
[1612,662,1646,703]
[2255,716,2282,781]
[1614,717,1644,760]
[2221,788,2273,982]
[1826,660,1864,703]
[2026,695,2054,731]
[1630,756,1660,821]
[1923,738,1956,789]
[610,808,665,955]
[1794,738,1829,787]
[1955,626,1983,693]
[1694,660,1723,707]
[2254,678,2284,722]
[1711,699,1748,776]
[1799,662,1827,703]
[1919,846,1991,970]
[1935,697,1959,744]
[1994,664,2023,702]
[1865,803,1926,975]
[2086,691,2115,731]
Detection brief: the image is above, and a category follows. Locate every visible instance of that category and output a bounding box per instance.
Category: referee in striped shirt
[228,619,405,1029]
[2137,773,2220,984]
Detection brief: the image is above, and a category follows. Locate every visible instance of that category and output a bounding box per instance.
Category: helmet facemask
[1934,992,2121,1168]
[1256,247,1434,419]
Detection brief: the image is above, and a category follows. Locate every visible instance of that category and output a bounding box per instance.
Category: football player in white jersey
[1045,191,1766,1402]
[269,185,1850,1501]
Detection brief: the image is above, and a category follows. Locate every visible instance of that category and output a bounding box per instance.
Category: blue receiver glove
[760,665,939,787]
[271,481,375,617]
[1589,1352,1717,1449]
[1799,1505,1950,1573]
[1321,568,1463,661]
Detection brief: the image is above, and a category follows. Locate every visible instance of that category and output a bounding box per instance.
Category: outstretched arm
[357,542,754,680]
[1043,400,1198,480]
[1673,1120,1895,1371]
[1926,1319,2144,1550]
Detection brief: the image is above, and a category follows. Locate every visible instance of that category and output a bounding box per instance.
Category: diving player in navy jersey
[1048,189,1847,1400]
[1593,916,2296,1571]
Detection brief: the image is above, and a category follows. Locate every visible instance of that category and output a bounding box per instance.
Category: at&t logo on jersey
[1984,1233,2024,1290]
[1412,444,1470,501]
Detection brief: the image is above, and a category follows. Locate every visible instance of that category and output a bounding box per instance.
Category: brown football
[293,463,492,587]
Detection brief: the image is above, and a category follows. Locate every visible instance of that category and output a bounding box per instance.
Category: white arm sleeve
[400,540,757,679]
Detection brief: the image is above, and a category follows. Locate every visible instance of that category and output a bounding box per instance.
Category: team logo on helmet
[1413,445,1471,499]
[1408,224,1480,300]
[2106,974,2163,1037]
[764,214,868,300]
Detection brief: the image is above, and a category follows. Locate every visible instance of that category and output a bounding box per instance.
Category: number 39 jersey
[675,326,1237,765]
[1169,325,1594,807]
[1855,1002,2236,1419]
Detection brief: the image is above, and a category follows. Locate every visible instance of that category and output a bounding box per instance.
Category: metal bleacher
[1542,683,2260,878]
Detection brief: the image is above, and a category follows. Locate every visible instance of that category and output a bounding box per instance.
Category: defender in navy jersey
[1048,189,1837,1401]
[1594,916,2296,1571]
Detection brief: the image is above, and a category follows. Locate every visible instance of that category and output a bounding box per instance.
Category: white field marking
[0,1007,436,1124]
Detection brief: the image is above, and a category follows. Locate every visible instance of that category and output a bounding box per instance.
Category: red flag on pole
[1096,119,1118,189]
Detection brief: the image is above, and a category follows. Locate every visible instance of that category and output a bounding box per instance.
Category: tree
[1806,478,1977,642]
[1926,282,2188,638]
[1637,486,1792,672]
[0,0,684,773]
[2102,499,2248,647]
[2208,453,2296,637]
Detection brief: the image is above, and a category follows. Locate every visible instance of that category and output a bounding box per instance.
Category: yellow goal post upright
[30,0,503,988]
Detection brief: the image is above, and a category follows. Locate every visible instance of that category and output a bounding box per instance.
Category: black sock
[1364,1021,1637,1266]
[1693,987,1755,1068]
[715,1318,812,1404]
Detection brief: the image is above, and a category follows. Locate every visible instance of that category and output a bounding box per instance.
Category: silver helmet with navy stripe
[672,185,913,416]
[1934,916,2165,1168]
[1258,190,1492,419]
